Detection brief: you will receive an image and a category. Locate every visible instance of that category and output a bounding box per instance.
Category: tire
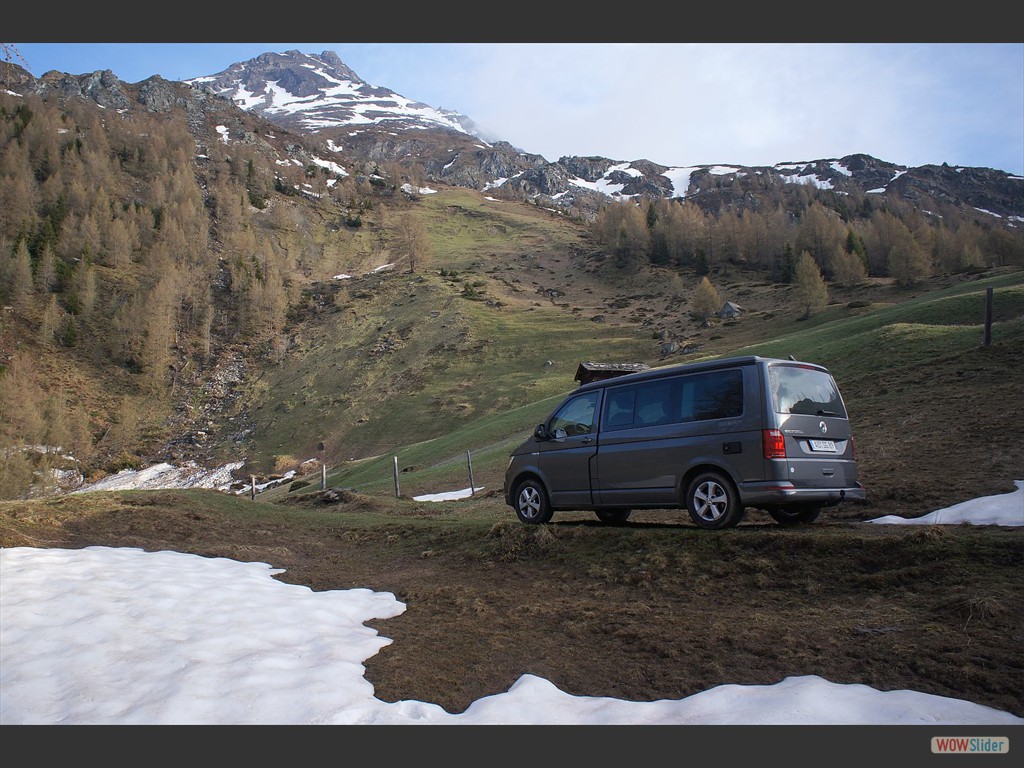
[595,508,631,524]
[513,478,553,524]
[686,472,745,530]
[768,504,822,526]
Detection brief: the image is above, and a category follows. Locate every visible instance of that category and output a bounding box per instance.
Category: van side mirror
[534,423,550,440]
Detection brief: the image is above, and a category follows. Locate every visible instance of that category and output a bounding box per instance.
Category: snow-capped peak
[186,49,473,136]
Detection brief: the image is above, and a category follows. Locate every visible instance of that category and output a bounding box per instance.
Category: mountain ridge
[185,49,485,139]
[183,50,1023,222]
[9,51,1021,224]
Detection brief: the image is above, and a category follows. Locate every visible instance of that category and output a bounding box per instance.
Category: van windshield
[769,365,847,418]
[549,391,600,436]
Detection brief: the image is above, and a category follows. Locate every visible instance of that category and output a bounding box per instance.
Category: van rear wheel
[768,504,821,526]
[513,478,553,524]
[687,472,744,530]
[595,508,631,524]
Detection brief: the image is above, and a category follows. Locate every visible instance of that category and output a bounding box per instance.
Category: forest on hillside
[591,186,1024,283]
[0,90,414,497]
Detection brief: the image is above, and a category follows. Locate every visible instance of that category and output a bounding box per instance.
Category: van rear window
[769,365,847,417]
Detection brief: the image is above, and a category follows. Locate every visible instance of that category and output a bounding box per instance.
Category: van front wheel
[513,478,553,524]
[687,472,744,529]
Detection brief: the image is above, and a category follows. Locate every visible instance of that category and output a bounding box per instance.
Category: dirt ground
[3,490,1020,721]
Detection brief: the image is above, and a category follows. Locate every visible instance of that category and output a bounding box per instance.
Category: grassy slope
[19,176,1018,509]
[235,188,657,473]
[260,268,1024,517]
[237,184,901,478]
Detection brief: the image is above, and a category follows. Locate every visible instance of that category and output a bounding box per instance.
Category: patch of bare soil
[358,517,1024,719]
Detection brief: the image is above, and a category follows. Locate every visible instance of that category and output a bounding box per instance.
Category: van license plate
[810,440,836,452]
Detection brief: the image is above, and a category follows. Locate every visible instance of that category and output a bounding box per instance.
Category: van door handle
[581,437,593,443]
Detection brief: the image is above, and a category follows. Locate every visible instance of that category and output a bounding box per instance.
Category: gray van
[503,355,865,529]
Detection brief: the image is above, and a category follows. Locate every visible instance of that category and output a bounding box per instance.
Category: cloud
[428,43,1024,173]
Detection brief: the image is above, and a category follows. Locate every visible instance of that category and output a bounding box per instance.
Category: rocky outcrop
[36,68,132,110]
[888,163,1024,217]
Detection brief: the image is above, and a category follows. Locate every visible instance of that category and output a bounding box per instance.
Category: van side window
[603,370,744,430]
[635,381,672,425]
[678,369,744,422]
[549,391,600,436]
[603,387,637,430]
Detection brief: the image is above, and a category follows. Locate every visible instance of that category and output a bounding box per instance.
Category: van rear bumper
[738,481,866,507]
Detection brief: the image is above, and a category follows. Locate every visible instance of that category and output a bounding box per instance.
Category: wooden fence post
[467,450,476,495]
[984,287,993,347]
[393,456,400,498]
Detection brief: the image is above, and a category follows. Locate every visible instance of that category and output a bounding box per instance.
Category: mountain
[1,53,1023,504]
[7,50,1022,224]
[11,61,354,187]
[185,50,486,139]
[185,50,1024,224]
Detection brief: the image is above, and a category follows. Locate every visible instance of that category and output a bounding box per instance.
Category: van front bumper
[738,481,866,507]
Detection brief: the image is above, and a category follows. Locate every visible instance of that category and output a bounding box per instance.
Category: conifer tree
[796,202,845,272]
[692,276,722,320]
[394,211,432,273]
[0,351,46,449]
[958,243,985,271]
[33,243,56,294]
[65,402,95,466]
[777,242,797,283]
[99,397,143,464]
[794,250,829,319]
[888,240,932,287]
[845,228,866,261]
[9,239,34,311]
[595,201,649,271]
[68,261,97,318]
[42,390,71,460]
[613,205,650,272]
[832,244,867,287]
[140,272,181,392]
[39,293,62,344]
[0,451,34,499]
[61,315,77,348]
[0,139,37,234]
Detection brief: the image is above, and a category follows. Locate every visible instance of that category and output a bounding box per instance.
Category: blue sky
[9,42,1024,175]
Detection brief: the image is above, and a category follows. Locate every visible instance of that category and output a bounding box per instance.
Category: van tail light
[850,436,856,459]
[763,429,787,459]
